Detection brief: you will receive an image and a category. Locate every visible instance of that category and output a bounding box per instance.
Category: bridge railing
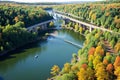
[53,10,120,35]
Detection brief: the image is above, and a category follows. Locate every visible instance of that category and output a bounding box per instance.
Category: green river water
[0,10,85,80]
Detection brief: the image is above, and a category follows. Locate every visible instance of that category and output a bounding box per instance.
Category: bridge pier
[28,23,49,33]
[30,27,38,32]
[41,24,47,30]
[79,23,81,27]
[64,18,70,24]
[89,27,92,32]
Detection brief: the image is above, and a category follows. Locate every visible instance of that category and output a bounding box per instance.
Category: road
[54,10,120,35]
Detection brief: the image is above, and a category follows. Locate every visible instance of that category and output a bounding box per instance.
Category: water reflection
[0,10,85,80]
[0,40,47,74]
[0,29,85,80]
[0,76,4,80]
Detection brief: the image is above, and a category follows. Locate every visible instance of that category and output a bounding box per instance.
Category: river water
[0,10,85,80]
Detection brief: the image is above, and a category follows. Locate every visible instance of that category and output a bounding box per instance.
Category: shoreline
[0,36,47,57]
[0,18,54,57]
[0,25,85,57]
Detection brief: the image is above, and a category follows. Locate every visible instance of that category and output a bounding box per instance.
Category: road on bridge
[54,10,120,35]
[27,19,54,31]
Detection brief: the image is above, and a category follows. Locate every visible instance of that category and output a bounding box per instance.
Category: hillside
[49,1,120,80]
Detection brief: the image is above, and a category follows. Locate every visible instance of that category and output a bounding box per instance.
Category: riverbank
[0,35,47,57]
[0,27,56,57]
[0,29,84,80]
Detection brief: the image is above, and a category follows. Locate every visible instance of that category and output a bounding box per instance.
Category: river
[0,10,85,80]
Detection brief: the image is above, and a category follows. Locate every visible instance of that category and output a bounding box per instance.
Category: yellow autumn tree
[114,42,120,53]
[71,64,79,73]
[79,27,83,34]
[14,16,19,22]
[77,68,87,80]
[49,21,54,27]
[89,11,93,18]
[74,23,79,32]
[95,63,109,80]
[88,55,94,62]
[93,55,102,68]
[94,46,104,56]
[91,13,96,21]
[86,67,95,80]
[50,65,60,76]
[114,66,120,80]
[77,67,94,80]
[63,63,71,73]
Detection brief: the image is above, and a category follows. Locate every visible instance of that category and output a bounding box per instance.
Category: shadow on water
[0,39,48,74]
[0,39,47,61]
[0,76,4,80]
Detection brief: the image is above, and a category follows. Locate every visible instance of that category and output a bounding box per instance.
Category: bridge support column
[41,25,44,30]
[89,27,92,32]
[79,23,81,27]
[44,24,47,30]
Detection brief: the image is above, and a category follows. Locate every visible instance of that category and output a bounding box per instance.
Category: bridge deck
[54,10,120,35]
[27,19,54,31]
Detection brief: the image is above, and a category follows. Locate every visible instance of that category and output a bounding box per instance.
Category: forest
[0,1,120,80]
[54,1,120,32]
[0,4,53,53]
[49,1,120,80]
[50,29,120,80]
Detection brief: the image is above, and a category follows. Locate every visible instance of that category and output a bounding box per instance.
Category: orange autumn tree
[88,47,96,56]
[81,63,88,70]
[106,63,114,79]
[106,64,114,74]
[114,56,120,69]
[103,59,109,65]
